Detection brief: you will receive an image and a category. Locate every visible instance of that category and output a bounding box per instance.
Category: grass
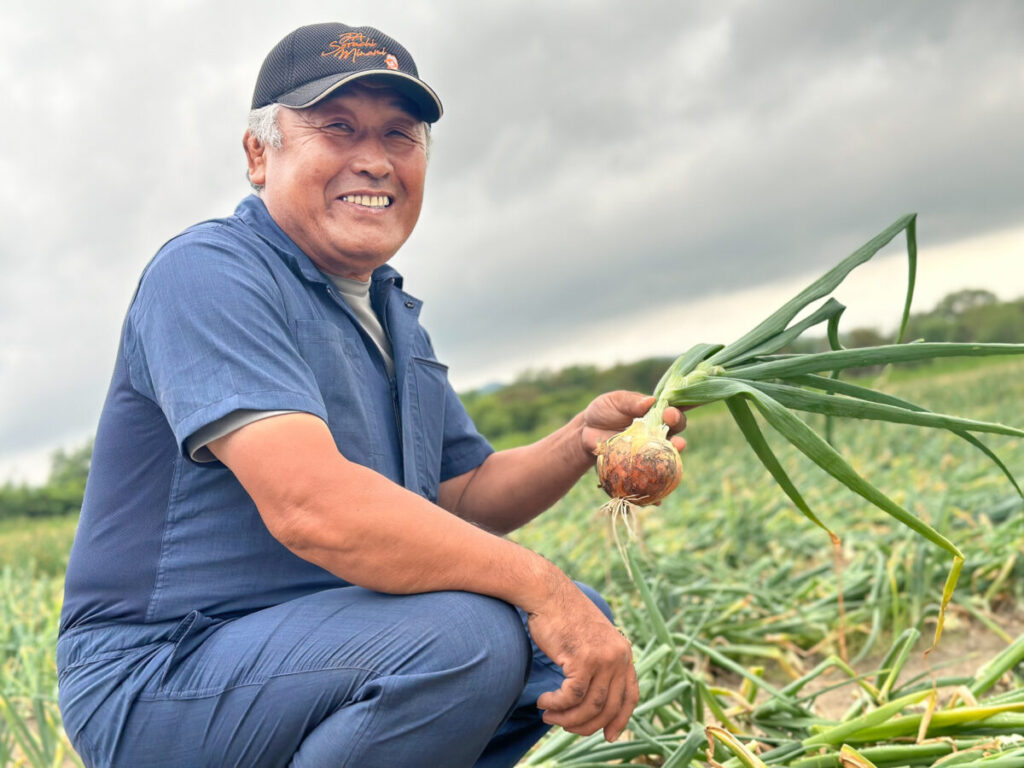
[0,516,77,577]
[0,517,78,764]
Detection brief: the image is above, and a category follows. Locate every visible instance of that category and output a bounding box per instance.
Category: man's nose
[350,136,393,178]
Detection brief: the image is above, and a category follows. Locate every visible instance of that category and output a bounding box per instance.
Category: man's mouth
[340,194,392,209]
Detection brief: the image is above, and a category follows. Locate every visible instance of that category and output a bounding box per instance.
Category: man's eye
[327,122,354,132]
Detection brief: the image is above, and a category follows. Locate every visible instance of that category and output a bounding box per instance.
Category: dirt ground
[774,609,1024,721]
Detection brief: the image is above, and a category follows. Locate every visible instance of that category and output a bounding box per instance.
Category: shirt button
[404,301,415,309]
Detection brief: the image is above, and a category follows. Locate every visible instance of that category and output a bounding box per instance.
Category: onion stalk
[594,214,1024,648]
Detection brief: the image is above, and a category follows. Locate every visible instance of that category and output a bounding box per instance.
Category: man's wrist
[511,548,572,616]
[563,411,598,473]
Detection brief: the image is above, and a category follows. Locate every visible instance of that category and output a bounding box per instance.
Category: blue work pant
[57,584,612,767]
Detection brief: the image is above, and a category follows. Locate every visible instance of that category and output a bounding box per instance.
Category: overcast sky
[2,0,1023,483]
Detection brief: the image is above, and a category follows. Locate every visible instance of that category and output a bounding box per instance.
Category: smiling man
[56,22,683,768]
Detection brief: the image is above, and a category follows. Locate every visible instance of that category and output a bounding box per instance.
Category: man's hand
[527,579,639,742]
[579,391,687,457]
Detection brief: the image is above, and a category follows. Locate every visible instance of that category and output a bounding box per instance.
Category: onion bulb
[595,417,683,506]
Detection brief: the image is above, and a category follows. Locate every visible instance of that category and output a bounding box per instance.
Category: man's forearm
[211,413,570,611]
[443,412,596,534]
[284,462,568,607]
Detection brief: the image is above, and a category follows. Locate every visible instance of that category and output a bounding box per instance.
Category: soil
[734,609,1024,722]
[825,616,1021,719]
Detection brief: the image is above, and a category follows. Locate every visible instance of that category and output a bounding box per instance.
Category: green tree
[48,441,93,489]
[0,440,92,520]
[931,288,998,320]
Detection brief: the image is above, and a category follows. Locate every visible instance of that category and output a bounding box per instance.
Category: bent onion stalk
[594,214,1024,649]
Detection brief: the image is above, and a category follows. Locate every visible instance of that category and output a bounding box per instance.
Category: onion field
[513,358,1024,767]
[2,358,1023,767]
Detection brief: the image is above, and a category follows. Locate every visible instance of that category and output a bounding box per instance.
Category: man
[57,22,684,768]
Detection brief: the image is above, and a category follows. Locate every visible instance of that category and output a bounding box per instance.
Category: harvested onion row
[594,214,1024,648]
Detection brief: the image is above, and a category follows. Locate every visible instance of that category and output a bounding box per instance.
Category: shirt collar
[234,195,404,289]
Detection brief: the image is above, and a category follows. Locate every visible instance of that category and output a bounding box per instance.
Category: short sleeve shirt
[60,196,493,630]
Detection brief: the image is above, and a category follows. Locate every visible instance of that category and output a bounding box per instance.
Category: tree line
[1,289,1020,520]
[0,442,92,520]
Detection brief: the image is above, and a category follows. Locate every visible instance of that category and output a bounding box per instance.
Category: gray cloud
[408,0,1024,362]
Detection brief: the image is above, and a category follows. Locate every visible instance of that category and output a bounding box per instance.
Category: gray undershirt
[327,273,394,377]
[186,274,395,462]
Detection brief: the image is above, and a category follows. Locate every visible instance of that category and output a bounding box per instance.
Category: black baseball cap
[251,23,443,122]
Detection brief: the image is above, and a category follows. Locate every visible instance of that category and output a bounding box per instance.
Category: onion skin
[595,418,683,506]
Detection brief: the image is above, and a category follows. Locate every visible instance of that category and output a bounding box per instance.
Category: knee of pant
[415,591,531,693]
[574,581,614,623]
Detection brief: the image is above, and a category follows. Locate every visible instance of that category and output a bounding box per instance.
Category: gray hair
[245,103,432,192]
[248,103,284,149]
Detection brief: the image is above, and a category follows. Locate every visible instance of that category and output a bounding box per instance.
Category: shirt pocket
[291,319,385,464]
[406,356,449,501]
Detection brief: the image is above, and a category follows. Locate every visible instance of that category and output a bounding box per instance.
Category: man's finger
[634,393,657,416]
[547,670,626,737]
[540,670,615,731]
[536,673,590,713]
[603,664,640,741]
[606,391,656,421]
[662,405,687,433]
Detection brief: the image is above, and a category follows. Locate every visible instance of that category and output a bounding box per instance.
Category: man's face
[246,84,429,280]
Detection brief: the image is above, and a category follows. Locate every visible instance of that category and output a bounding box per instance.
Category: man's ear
[243,131,267,187]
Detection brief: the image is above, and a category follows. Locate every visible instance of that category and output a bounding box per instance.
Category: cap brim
[275,70,443,122]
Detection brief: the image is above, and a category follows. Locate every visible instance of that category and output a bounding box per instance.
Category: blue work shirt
[59,195,493,632]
